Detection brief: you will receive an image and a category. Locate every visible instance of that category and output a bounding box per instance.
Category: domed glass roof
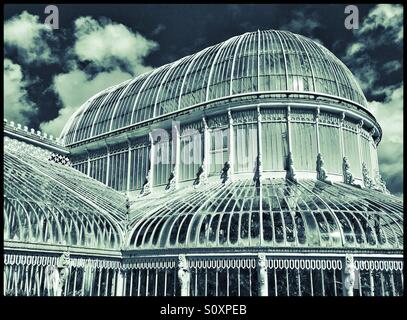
[61,30,367,145]
[128,179,403,251]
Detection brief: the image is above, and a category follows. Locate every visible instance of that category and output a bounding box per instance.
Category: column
[256,106,263,180]
[149,131,156,188]
[339,112,345,159]
[126,141,132,192]
[172,121,181,184]
[202,116,210,172]
[227,110,234,175]
[357,119,364,179]
[286,105,292,153]
[257,253,268,296]
[106,147,111,186]
[116,269,126,296]
[342,254,355,296]
[87,150,91,177]
[177,254,190,296]
[315,107,320,154]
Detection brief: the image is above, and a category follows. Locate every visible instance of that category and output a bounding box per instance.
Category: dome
[128,178,403,251]
[61,30,368,145]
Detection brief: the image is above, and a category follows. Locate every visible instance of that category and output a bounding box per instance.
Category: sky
[3,4,403,196]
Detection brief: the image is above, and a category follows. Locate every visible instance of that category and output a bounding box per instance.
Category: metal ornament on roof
[285,152,298,183]
[140,169,152,196]
[362,162,374,189]
[373,171,390,194]
[165,168,177,192]
[220,161,231,185]
[342,254,356,296]
[342,157,354,185]
[316,153,332,184]
[193,162,208,188]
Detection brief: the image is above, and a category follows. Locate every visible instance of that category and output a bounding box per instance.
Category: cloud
[73,16,158,75]
[4,58,37,125]
[343,4,403,96]
[370,85,403,196]
[40,68,132,137]
[280,9,322,43]
[382,60,402,75]
[39,16,158,137]
[358,4,403,44]
[151,23,166,36]
[4,11,56,64]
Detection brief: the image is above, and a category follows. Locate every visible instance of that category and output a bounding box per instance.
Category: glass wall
[153,134,173,187]
[108,149,129,191]
[180,123,203,182]
[360,130,373,176]
[89,156,108,184]
[72,161,88,175]
[290,109,317,171]
[343,121,362,178]
[129,143,150,191]
[209,127,228,174]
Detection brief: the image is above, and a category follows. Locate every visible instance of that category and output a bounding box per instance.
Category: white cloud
[345,42,364,57]
[40,16,158,137]
[40,68,132,137]
[73,16,158,75]
[4,11,56,64]
[343,4,403,94]
[382,60,402,74]
[4,58,37,125]
[359,4,403,44]
[280,10,323,44]
[370,85,403,195]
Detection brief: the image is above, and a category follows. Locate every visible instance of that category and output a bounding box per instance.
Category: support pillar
[286,105,292,153]
[227,110,234,176]
[115,269,126,296]
[315,107,320,154]
[342,254,355,296]
[339,112,345,159]
[172,121,181,185]
[177,254,190,296]
[257,253,268,296]
[202,116,209,173]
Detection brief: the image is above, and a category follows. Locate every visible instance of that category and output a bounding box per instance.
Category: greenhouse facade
[3,30,403,296]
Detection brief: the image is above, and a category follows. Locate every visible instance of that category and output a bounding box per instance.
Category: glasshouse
[4,30,403,296]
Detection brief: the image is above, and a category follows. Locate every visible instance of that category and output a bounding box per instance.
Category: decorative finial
[193,162,208,188]
[362,162,373,189]
[285,152,297,183]
[220,161,231,185]
[316,153,332,184]
[140,169,152,196]
[342,157,354,185]
[373,170,390,194]
[253,155,262,187]
[165,168,177,192]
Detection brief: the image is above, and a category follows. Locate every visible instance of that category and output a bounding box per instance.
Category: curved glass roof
[61,30,367,145]
[127,179,403,251]
[4,137,126,248]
